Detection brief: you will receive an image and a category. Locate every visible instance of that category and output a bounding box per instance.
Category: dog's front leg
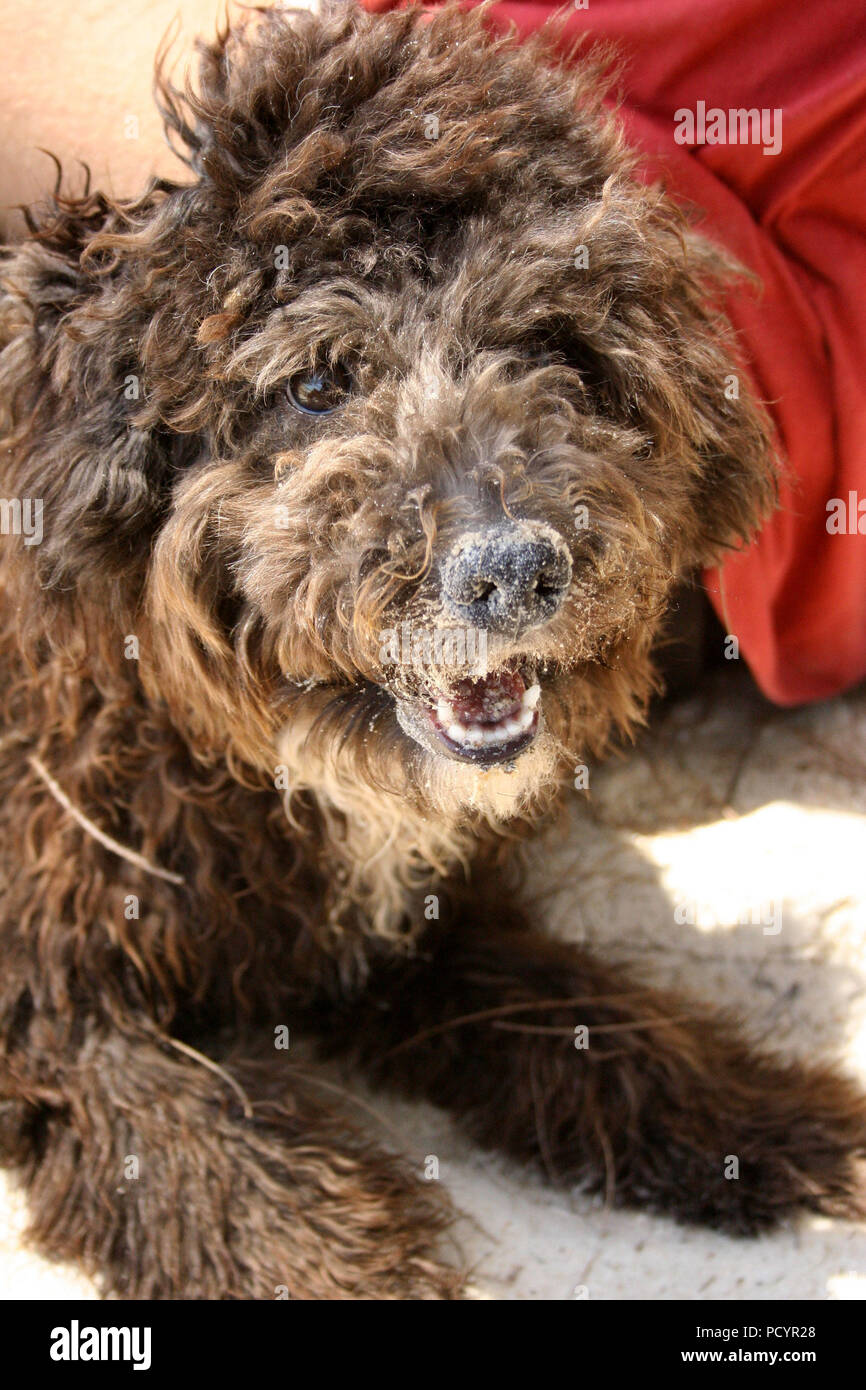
[0,1018,461,1299]
[330,915,866,1234]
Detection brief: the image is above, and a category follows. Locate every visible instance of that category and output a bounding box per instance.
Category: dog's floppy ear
[0,183,207,599]
[655,227,779,573]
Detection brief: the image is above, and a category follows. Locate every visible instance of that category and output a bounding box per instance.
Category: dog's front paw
[657,1058,866,1235]
[220,1123,464,1300]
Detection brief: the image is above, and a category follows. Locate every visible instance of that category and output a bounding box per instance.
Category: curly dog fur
[1,0,865,1299]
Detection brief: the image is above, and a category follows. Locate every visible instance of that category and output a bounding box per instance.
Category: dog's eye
[286,364,351,416]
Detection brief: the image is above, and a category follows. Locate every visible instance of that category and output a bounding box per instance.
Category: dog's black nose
[441,522,572,634]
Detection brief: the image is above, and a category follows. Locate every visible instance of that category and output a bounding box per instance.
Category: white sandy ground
[2,666,866,1300]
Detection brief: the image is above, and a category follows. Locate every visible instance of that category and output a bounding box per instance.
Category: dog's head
[2,1,775,825]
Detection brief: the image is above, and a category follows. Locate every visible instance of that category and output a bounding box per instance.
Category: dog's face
[7,3,775,823]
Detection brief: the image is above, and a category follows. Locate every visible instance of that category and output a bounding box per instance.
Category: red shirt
[361,0,866,705]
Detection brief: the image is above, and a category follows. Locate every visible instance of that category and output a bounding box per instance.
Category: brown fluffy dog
[1,1,864,1299]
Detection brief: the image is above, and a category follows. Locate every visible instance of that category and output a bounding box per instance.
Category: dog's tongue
[443,671,525,727]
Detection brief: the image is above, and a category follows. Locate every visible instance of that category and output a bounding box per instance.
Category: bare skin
[0,1,255,238]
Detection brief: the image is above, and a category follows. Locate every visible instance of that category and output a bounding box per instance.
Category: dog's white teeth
[445,722,485,748]
[436,683,539,748]
[446,721,469,743]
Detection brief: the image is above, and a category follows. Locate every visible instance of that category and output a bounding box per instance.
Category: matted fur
[0,0,863,1299]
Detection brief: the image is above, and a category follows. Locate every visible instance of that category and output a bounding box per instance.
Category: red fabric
[360,0,866,705]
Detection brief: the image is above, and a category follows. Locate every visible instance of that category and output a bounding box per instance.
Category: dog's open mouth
[419,668,541,766]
